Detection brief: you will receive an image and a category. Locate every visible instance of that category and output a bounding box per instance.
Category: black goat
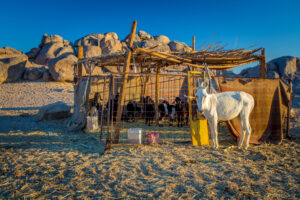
[144,96,155,126]
[158,100,176,126]
[126,101,142,122]
[175,97,189,127]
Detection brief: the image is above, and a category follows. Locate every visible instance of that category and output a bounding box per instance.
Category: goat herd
[88,92,189,128]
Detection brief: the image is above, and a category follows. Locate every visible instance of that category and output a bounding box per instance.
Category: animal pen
[69,21,292,150]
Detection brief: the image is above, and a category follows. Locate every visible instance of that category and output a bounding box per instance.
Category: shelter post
[155,65,161,125]
[192,35,196,82]
[143,67,151,97]
[105,75,113,150]
[286,79,292,139]
[192,36,196,51]
[113,20,137,144]
[259,48,267,78]
[75,46,84,83]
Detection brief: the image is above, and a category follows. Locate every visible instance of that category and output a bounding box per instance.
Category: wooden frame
[74,20,271,145]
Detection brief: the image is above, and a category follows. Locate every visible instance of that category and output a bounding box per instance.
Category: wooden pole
[155,65,161,125]
[259,48,267,78]
[143,67,151,97]
[192,36,196,51]
[113,20,137,144]
[286,79,292,139]
[105,75,113,150]
[192,36,196,83]
[111,75,115,138]
[76,46,84,83]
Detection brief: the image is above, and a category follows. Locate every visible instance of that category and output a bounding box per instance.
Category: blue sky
[1,0,299,71]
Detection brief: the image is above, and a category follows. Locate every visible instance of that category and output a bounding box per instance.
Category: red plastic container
[146,132,159,144]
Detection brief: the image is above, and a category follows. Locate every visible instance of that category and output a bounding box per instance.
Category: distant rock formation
[0,47,28,84]
[239,56,300,99]
[48,54,78,82]
[74,32,122,58]
[26,34,77,82]
[2,30,299,87]
[239,56,298,79]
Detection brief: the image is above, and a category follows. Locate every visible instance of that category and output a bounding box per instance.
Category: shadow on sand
[0,113,105,155]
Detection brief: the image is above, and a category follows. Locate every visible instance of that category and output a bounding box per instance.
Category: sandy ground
[0,81,299,199]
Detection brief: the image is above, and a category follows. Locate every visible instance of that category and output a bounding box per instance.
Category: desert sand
[0,81,299,199]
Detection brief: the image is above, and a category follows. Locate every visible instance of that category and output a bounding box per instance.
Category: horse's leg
[243,109,252,150]
[214,119,219,149]
[208,117,218,149]
[237,115,245,149]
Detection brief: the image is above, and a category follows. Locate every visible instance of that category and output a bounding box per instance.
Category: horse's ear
[196,78,204,88]
[202,79,209,88]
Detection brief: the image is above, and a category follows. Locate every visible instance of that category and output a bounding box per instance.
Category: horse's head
[195,82,209,114]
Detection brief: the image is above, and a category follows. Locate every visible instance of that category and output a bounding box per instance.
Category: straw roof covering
[74,44,263,71]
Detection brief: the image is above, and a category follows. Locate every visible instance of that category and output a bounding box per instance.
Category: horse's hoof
[213,146,218,150]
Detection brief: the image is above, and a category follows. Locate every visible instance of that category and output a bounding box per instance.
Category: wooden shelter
[73,20,268,146]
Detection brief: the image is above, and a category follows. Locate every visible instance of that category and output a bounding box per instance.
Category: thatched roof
[74,44,263,71]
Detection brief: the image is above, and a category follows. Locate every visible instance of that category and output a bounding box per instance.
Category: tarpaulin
[215,78,290,144]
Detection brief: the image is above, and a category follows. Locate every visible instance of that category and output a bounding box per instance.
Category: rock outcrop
[0,47,28,84]
[36,101,71,121]
[48,54,78,82]
[34,34,75,66]
[140,39,170,52]
[239,56,299,79]
[168,41,192,52]
[25,34,77,81]
[75,32,122,57]
[138,31,152,40]
[269,56,297,78]
[154,35,170,44]
[23,67,46,80]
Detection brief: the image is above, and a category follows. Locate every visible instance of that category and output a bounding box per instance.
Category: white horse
[189,82,254,150]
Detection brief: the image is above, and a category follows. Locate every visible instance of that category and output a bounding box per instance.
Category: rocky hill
[0,31,193,83]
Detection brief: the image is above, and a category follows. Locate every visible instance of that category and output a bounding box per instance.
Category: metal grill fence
[84,72,204,145]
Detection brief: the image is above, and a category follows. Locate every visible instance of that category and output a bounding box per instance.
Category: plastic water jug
[128,128,143,144]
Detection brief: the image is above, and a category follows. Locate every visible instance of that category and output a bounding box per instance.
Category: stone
[55,45,75,58]
[140,39,170,52]
[267,62,278,72]
[268,56,297,78]
[42,69,52,81]
[26,47,41,59]
[104,32,119,40]
[122,34,141,45]
[138,30,152,40]
[100,33,122,54]
[168,41,192,52]
[0,47,24,58]
[36,101,71,121]
[35,42,64,65]
[48,54,78,82]
[154,35,170,44]
[74,33,105,47]
[43,35,63,45]
[0,54,28,84]
[25,67,46,80]
[83,46,101,58]
[40,33,48,48]
[34,34,75,66]
[63,40,72,46]
[239,66,260,78]
[267,70,280,78]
